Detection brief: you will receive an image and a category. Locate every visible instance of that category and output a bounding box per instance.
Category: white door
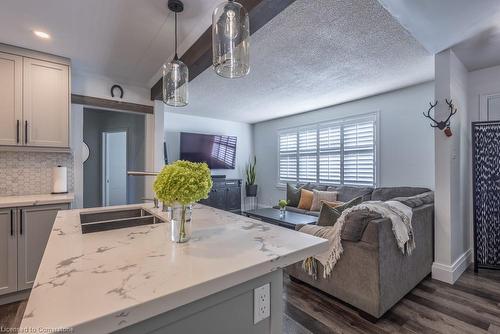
[23,57,69,147]
[103,131,127,206]
[0,52,22,146]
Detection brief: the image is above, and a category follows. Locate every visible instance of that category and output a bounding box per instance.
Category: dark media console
[199,178,242,214]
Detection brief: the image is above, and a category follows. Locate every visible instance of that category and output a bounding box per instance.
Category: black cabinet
[201,179,241,214]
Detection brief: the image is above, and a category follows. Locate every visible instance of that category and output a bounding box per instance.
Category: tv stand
[200,178,241,214]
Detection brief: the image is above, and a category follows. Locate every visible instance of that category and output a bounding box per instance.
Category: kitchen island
[19,203,327,334]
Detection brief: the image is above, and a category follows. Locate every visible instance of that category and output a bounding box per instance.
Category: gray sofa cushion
[286,183,308,207]
[303,183,328,191]
[371,187,430,202]
[341,209,381,241]
[392,191,434,208]
[327,186,373,202]
[317,203,342,226]
[317,196,363,227]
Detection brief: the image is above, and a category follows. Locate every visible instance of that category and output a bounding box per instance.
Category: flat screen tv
[180,132,237,169]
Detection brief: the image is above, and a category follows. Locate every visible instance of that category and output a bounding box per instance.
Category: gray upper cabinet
[23,58,69,148]
[17,204,69,290]
[0,52,22,146]
[0,45,70,150]
[0,209,17,296]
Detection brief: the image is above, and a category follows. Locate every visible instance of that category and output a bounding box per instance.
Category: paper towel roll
[52,166,68,194]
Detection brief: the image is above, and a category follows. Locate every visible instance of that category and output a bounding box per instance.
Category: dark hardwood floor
[0,299,26,332]
[1,266,498,333]
[284,266,500,334]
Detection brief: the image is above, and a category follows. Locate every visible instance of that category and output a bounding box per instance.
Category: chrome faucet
[128,171,160,208]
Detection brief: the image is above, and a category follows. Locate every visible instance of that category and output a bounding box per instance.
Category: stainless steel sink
[80,208,164,234]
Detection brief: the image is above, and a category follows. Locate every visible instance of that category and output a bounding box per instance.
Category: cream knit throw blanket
[300,200,414,279]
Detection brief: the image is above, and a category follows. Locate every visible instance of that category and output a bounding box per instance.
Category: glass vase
[171,204,192,243]
[279,207,286,218]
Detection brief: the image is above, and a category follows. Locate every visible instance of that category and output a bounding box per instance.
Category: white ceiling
[170,0,434,123]
[0,0,218,86]
[379,0,500,71]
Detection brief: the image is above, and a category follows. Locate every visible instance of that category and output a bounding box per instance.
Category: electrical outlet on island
[254,283,270,324]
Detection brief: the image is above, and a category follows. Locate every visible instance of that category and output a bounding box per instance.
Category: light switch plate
[254,283,270,324]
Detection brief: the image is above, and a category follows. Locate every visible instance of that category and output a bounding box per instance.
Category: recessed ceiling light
[33,30,50,39]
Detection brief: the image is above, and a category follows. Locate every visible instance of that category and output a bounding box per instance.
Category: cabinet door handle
[19,210,23,235]
[16,120,20,144]
[10,210,14,236]
[24,121,28,144]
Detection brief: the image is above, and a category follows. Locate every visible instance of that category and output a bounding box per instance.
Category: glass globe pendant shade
[163,58,188,107]
[212,0,250,78]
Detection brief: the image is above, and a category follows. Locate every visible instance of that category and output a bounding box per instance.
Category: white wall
[72,71,153,106]
[468,64,500,120]
[432,49,471,284]
[253,82,435,207]
[164,112,254,180]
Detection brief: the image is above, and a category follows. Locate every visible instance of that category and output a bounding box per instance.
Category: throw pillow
[286,183,309,207]
[310,190,338,211]
[317,202,342,226]
[316,196,363,226]
[341,209,381,241]
[321,200,344,208]
[297,189,314,210]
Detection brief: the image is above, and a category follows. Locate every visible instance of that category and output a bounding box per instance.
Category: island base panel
[116,269,283,334]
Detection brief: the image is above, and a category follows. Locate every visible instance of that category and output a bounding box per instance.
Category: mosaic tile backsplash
[0,152,74,196]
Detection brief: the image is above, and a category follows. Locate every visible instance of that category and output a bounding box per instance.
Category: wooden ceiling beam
[150,0,296,101]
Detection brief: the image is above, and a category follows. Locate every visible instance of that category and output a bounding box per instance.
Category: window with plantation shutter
[279,132,298,182]
[278,114,377,186]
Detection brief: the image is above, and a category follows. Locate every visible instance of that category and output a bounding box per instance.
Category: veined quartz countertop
[0,193,74,208]
[19,203,328,334]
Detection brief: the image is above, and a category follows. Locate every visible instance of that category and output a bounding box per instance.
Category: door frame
[479,92,500,121]
[101,129,128,206]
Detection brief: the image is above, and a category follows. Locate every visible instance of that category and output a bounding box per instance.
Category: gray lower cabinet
[0,203,69,296]
[0,209,17,296]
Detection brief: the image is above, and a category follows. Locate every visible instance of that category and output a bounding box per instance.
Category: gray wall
[83,108,146,208]
[164,112,254,180]
[253,82,436,207]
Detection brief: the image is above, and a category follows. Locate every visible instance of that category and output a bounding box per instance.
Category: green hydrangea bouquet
[153,160,212,205]
[153,160,212,243]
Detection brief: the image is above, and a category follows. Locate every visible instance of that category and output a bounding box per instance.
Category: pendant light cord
[174,12,178,60]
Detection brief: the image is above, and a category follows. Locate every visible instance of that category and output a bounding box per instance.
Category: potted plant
[153,160,212,243]
[245,156,257,197]
[278,199,288,218]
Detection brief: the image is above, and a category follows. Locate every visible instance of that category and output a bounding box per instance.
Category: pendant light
[212,0,250,78]
[163,0,188,107]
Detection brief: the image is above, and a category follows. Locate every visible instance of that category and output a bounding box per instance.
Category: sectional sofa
[282,185,434,320]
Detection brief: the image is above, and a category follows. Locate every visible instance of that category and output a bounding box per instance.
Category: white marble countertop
[19,203,327,334]
[0,193,74,208]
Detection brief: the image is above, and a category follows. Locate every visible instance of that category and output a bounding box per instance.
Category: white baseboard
[432,249,473,284]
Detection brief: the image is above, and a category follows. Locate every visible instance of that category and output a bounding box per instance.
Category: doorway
[83,108,146,208]
[102,131,127,206]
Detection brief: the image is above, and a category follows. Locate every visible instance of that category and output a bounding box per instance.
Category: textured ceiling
[0,0,219,86]
[168,0,434,124]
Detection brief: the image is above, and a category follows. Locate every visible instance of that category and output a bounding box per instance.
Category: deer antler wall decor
[423,99,458,137]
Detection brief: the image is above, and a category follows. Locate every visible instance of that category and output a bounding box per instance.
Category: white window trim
[276,111,380,188]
